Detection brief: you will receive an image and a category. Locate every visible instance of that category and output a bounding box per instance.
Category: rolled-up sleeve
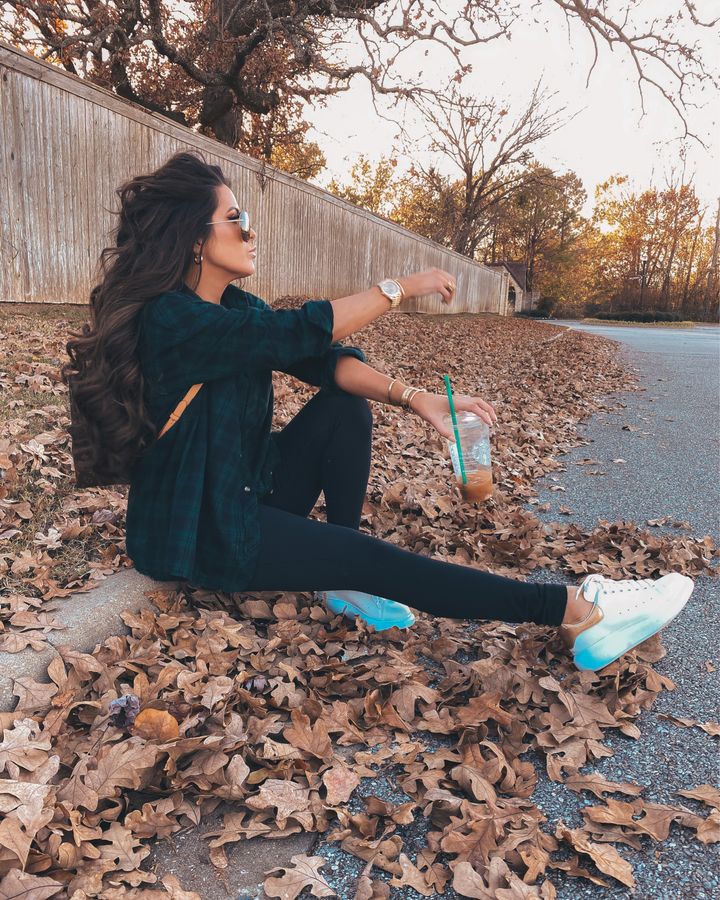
[282,343,367,394]
[238,289,367,393]
[147,290,336,382]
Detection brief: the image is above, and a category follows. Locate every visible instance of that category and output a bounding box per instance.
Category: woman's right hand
[397,269,457,305]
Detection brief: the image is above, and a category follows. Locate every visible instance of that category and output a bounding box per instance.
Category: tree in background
[233,96,327,179]
[263,115,326,181]
[325,153,462,247]
[485,163,587,293]
[3,0,717,172]
[326,155,399,217]
[704,201,720,321]
[269,137,326,182]
[545,225,605,316]
[392,80,568,258]
[591,171,717,319]
[328,152,718,320]
[391,167,462,248]
[327,150,591,303]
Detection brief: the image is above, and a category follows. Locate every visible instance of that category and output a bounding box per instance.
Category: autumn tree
[704,200,720,320]
[590,172,716,319]
[326,155,399,217]
[391,80,568,258]
[249,101,327,180]
[484,163,587,292]
[326,153,467,250]
[390,167,464,247]
[547,224,605,315]
[2,1,717,169]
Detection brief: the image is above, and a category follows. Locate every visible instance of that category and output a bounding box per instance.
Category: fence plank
[0,40,507,314]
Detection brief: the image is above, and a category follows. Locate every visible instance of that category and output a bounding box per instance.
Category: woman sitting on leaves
[64,150,693,673]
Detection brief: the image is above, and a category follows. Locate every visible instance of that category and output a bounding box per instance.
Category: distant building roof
[487,261,527,292]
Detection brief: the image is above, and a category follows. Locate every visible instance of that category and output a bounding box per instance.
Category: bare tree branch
[548,0,717,146]
[389,78,573,256]
[1,0,716,154]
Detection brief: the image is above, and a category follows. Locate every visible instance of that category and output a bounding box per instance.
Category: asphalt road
[540,321,720,541]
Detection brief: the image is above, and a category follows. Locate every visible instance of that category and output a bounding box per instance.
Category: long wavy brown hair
[61,150,231,481]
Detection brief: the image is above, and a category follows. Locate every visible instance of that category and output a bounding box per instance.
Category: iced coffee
[443,411,494,502]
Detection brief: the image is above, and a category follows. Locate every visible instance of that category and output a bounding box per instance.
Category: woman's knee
[325,391,373,434]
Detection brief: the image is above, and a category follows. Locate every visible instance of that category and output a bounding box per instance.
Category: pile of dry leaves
[0,307,717,899]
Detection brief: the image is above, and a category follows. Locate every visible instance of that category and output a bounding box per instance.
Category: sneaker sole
[573,578,694,671]
[324,598,416,631]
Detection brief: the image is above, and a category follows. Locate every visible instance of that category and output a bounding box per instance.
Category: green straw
[443,374,467,485]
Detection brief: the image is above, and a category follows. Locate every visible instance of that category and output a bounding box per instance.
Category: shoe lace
[606,577,655,593]
[581,575,656,616]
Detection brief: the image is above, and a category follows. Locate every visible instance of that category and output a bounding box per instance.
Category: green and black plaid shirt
[125,282,366,590]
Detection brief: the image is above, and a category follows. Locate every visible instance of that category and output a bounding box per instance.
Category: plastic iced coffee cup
[442,411,493,502]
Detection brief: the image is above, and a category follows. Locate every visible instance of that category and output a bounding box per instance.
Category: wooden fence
[0,40,509,314]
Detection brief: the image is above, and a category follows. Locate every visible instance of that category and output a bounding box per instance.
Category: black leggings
[246,391,568,627]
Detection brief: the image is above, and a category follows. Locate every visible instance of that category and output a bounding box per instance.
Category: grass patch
[579,317,699,328]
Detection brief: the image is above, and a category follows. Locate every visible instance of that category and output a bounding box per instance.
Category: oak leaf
[322,763,361,806]
[0,718,52,775]
[283,707,332,760]
[0,869,62,899]
[244,778,313,830]
[676,785,720,809]
[264,854,336,899]
[555,823,635,888]
[564,774,644,799]
[97,821,151,872]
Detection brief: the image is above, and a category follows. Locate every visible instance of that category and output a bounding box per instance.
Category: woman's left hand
[410,391,498,440]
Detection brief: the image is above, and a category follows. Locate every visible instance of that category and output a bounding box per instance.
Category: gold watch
[376,278,405,309]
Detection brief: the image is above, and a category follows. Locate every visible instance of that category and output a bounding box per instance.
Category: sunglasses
[205,210,252,242]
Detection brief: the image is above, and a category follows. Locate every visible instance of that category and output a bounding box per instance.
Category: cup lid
[442,411,486,424]
[443,412,492,440]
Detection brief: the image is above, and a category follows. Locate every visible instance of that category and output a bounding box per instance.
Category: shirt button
[244,486,251,492]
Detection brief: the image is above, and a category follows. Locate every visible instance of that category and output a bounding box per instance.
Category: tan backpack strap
[158,383,204,438]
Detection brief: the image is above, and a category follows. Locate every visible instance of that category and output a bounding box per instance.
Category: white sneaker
[559,572,694,671]
[315,589,416,631]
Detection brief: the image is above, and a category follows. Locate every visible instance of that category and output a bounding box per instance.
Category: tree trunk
[704,198,720,320]
[681,219,701,314]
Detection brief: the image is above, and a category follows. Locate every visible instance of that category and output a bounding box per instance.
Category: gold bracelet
[400,386,423,409]
[387,378,398,404]
[406,388,425,411]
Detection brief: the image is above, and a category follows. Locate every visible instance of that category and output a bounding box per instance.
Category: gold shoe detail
[558,602,604,650]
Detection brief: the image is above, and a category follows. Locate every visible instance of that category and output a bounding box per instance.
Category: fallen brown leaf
[132,708,181,741]
[264,853,337,899]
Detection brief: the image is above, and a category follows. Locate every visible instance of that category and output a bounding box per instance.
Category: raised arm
[141,269,456,386]
[329,269,456,342]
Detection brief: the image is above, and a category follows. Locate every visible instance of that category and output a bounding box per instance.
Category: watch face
[380,279,401,299]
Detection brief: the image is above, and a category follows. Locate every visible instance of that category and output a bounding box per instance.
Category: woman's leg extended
[262,390,372,530]
[247,503,569,627]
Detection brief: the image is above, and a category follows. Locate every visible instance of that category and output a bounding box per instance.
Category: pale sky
[4,0,717,221]
[306,0,720,221]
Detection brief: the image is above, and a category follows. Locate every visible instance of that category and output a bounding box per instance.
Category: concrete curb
[0,568,183,712]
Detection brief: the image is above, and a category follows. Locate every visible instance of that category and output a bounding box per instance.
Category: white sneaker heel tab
[558,601,605,651]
